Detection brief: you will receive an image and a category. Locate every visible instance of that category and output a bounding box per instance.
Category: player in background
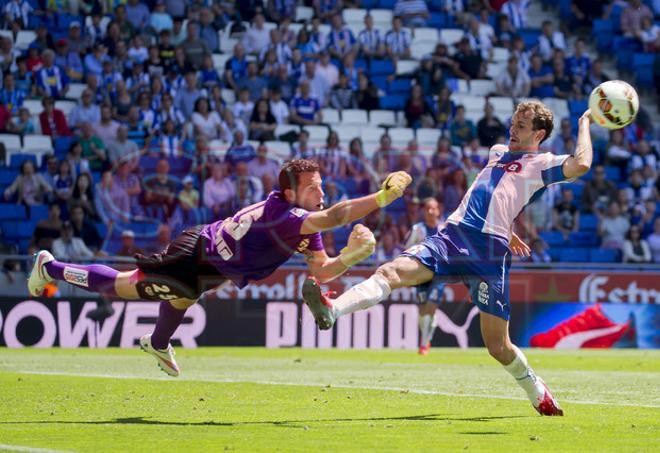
[28,159,412,376]
[304,102,595,416]
[404,198,447,355]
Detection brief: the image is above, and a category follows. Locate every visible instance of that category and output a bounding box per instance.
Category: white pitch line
[0,444,74,453]
[6,369,660,409]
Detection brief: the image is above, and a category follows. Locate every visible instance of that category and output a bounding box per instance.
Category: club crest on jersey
[496,161,522,173]
[478,281,489,305]
[63,266,89,287]
[296,239,310,253]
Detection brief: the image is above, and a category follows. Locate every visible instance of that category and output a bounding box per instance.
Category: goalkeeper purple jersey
[200,191,324,288]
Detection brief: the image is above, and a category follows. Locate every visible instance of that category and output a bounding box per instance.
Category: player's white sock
[503,346,545,403]
[334,274,392,317]
[419,314,435,345]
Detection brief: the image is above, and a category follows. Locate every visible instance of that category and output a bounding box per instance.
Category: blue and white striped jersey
[447,146,573,240]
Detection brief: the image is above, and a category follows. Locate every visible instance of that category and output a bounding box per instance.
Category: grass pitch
[0,348,658,452]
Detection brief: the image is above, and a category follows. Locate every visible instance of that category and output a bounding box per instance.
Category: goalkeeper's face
[295,171,325,212]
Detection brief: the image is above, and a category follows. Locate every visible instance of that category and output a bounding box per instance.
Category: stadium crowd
[0,0,658,267]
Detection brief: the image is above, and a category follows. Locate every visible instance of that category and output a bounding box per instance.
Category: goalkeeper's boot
[27,250,55,297]
[418,342,431,356]
[302,276,336,330]
[533,378,564,416]
[139,334,180,377]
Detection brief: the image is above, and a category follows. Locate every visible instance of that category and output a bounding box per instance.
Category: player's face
[295,172,325,211]
[509,110,544,152]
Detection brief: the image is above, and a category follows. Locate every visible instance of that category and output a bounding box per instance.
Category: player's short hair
[515,100,554,144]
[421,197,438,208]
[279,159,320,193]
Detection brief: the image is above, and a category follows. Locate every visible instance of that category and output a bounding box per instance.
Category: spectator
[529,54,554,98]
[225,130,257,169]
[621,0,653,38]
[630,140,658,173]
[373,133,398,177]
[316,51,340,88]
[466,14,493,61]
[204,163,236,219]
[181,21,211,70]
[636,16,660,52]
[96,170,130,224]
[92,105,120,145]
[242,13,270,56]
[625,170,654,206]
[6,107,35,135]
[599,201,630,250]
[106,126,140,168]
[30,203,62,252]
[358,14,385,59]
[622,225,651,263]
[356,72,380,111]
[404,84,434,129]
[449,105,477,148]
[69,90,101,132]
[232,88,255,127]
[84,43,109,79]
[606,129,631,175]
[220,109,248,144]
[394,0,429,27]
[435,86,455,129]
[291,130,318,160]
[197,7,219,53]
[237,62,267,102]
[375,231,403,263]
[570,0,605,29]
[551,119,577,156]
[41,155,59,190]
[582,59,609,96]
[69,203,102,253]
[290,80,323,125]
[113,159,142,216]
[300,60,331,106]
[326,13,356,60]
[149,1,173,33]
[553,188,580,240]
[192,97,223,140]
[36,49,69,99]
[53,159,74,213]
[414,55,446,96]
[267,0,296,22]
[477,102,507,148]
[40,97,71,138]
[454,37,485,80]
[501,0,529,30]
[565,38,591,86]
[495,56,530,98]
[117,230,145,257]
[170,17,186,46]
[552,58,574,100]
[174,71,204,120]
[143,159,177,220]
[581,165,618,214]
[145,224,172,254]
[313,0,342,21]
[4,160,52,206]
[79,122,107,171]
[234,162,264,207]
[259,28,291,66]
[269,88,290,125]
[385,16,412,61]
[52,221,94,260]
[530,238,552,263]
[320,130,348,178]
[329,73,357,111]
[4,0,33,28]
[224,43,248,92]
[125,0,151,30]
[537,20,566,63]
[0,72,26,116]
[444,168,468,214]
[177,175,200,223]
[245,144,278,192]
[249,99,277,141]
[69,173,97,221]
[647,217,660,263]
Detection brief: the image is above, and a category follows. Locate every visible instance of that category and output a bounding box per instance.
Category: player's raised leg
[303,256,434,330]
[480,312,563,416]
[28,250,141,299]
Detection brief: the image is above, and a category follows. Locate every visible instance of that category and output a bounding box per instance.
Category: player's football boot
[533,378,564,416]
[418,342,431,355]
[27,250,55,297]
[139,334,180,377]
[302,276,336,330]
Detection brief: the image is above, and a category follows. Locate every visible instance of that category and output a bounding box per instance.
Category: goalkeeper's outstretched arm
[300,171,412,235]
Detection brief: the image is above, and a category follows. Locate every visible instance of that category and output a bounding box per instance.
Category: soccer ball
[588,80,639,130]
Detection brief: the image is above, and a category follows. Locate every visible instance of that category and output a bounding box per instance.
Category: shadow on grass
[0,414,528,429]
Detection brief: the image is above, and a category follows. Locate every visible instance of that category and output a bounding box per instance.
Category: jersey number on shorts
[144,283,178,300]
[215,203,266,260]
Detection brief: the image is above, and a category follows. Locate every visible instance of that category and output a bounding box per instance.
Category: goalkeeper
[27,159,412,376]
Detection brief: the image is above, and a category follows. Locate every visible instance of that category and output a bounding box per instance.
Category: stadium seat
[335,125,362,143]
[568,99,588,116]
[486,62,506,79]
[580,214,598,231]
[604,166,621,182]
[0,134,21,154]
[220,37,238,54]
[388,78,412,94]
[321,108,341,126]
[632,53,655,87]
[0,30,12,42]
[370,59,395,76]
[469,79,496,96]
[491,47,509,63]
[589,248,619,263]
[428,12,449,29]
[395,59,419,76]
[342,8,367,26]
[370,9,393,28]
[416,128,441,147]
[29,204,49,220]
[66,83,86,101]
[208,140,227,159]
[1,220,35,239]
[539,231,565,246]
[0,168,16,185]
[14,30,36,51]
[264,141,291,161]
[369,110,396,127]
[303,125,329,144]
[517,29,541,49]
[9,153,38,169]
[0,204,26,220]
[212,53,230,71]
[55,100,76,117]
[341,109,369,126]
[24,134,54,154]
[439,28,464,47]
[569,232,599,247]
[360,127,386,145]
[295,6,313,21]
[275,124,300,140]
[414,27,439,41]
[559,248,589,262]
[411,40,437,60]
[388,127,414,147]
[379,95,407,111]
[23,99,44,116]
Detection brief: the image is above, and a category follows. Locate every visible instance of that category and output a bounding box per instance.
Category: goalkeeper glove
[339,224,376,267]
[375,171,413,208]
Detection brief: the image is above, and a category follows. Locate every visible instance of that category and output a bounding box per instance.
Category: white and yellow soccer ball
[588,80,639,130]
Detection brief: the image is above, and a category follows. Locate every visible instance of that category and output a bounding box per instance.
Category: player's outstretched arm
[300,171,412,234]
[563,109,594,179]
[304,224,376,282]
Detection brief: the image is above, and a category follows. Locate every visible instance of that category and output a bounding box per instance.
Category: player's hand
[375,171,413,207]
[510,232,531,258]
[580,109,594,125]
[339,224,376,267]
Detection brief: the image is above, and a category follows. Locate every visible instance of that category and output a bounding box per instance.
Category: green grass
[0,348,659,452]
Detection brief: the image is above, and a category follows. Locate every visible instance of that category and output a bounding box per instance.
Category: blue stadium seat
[428,12,448,28]
[558,248,589,262]
[369,59,395,76]
[539,231,565,246]
[604,166,621,182]
[0,168,17,186]
[568,100,588,116]
[547,248,562,262]
[1,220,35,239]
[29,204,49,220]
[354,58,368,72]
[370,75,389,91]
[388,78,412,94]
[580,214,598,231]
[378,0,396,8]
[333,227,351,249]
[0,203,25,220]
[10,154,38,169]
[633,53,655,87]
[563,183,583,199]
[518,29,541,49]
[54,136,74,154]
[379,94,407,110]
[569,232,599,247]
[589,248,619,263]
[361,0,378,8]
[592,19,614,52]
